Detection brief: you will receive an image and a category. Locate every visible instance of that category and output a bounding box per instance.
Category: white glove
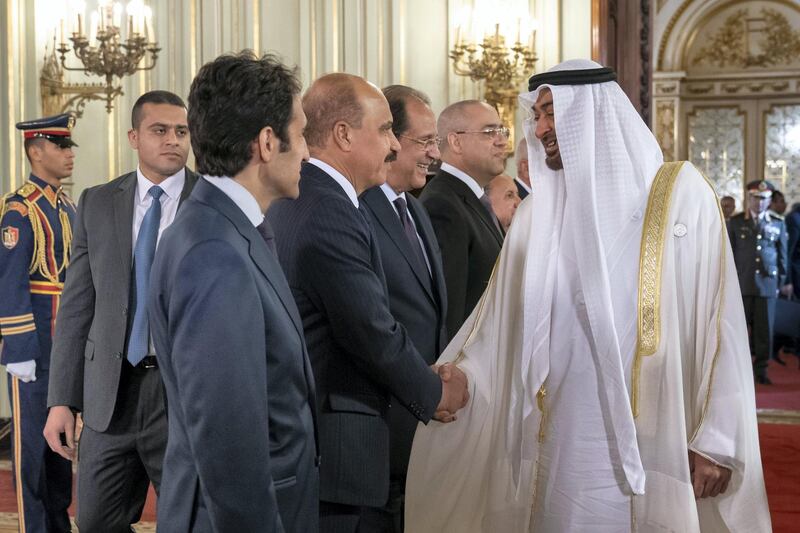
[6,360,36,383]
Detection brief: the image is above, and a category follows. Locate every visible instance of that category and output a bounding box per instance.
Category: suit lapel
[407,196,446,311]
[363,189,434,302]
[440,171,504,245]
[463,190,504,245]
[113,173,137,279]
[196,180,306,340]
[247,235,306,340]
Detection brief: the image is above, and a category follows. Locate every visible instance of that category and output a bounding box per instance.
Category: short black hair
[772,190,784,199]
[382,85,431,138]
[188,50,301,177]
[23,137,47,163]
[131,90,186,129]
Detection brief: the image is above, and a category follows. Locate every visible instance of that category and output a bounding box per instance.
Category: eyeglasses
[400,134,442,151]
[454,126,511,141]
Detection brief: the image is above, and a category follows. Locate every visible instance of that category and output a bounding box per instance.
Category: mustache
[384,150,398,163]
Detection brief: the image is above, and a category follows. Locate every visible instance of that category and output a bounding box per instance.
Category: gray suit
[48,170,197,532]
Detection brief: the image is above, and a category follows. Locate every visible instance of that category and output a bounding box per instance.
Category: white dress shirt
[203,175,264,227]
[440,162,484,199]
[309,158,359,208]
[132,167,186,253]
[379,183,431,275]
[132,166,185,356]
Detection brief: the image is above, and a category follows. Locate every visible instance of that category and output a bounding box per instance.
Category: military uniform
[0,114,77,532]
[728,180,789,384]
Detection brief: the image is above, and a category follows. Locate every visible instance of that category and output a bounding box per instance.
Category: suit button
[114,352,122,359]
[773,270,777,276]
[756,258,761,262]
[757,234,762,239]
[756,269,761,274]
[756,245,761,251]
[122,306,128,316]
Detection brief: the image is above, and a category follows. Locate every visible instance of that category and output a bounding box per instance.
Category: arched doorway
[654,0,800,210]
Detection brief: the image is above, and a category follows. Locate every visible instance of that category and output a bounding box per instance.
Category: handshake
[432,362,470,423]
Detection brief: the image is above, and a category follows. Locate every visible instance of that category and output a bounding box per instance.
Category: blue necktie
[127,186,164,366]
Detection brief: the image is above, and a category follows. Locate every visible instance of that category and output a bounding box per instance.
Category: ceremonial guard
[728,179,789,385]
[0,114,77,532]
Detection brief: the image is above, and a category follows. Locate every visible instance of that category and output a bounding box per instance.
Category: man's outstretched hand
[689,450,732,499]
[433,363,469,423]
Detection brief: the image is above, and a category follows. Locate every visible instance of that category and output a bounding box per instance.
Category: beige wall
[0,0,590,417]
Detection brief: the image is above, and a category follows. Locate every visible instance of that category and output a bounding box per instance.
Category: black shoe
[756,375,773,385]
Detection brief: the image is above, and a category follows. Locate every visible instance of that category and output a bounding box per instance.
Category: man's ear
[331,121,352,152]
[127,128,139,150]
[258,126,278,163]
[446,131,462,155]
[25,143,42,163]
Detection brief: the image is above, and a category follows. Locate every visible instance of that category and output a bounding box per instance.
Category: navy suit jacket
[149,178,318,532]
[360,186,448,480]
[267,162,442,507]
[420,170,503,338]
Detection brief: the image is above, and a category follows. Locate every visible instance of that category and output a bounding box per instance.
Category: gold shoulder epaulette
[16,183,36,198]
[768,210,784,221]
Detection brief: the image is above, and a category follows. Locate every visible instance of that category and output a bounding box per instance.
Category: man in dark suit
[515,137,531,200]
[420,100,506,338]
[268,73,468,533]
[359,85,448,532]
[43,91,197,532]
[148,51,319,532]
[728,180,789,384]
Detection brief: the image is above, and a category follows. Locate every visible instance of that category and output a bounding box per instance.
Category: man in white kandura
[405,59,771,532]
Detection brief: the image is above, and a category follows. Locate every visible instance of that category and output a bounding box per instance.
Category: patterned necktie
[479,193,503,235]
[127,186,164,366]
[393,197,428,274]
[257,219,278,256]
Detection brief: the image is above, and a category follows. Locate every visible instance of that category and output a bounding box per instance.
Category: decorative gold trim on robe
[688,173,727,442]
[632,161,684,418]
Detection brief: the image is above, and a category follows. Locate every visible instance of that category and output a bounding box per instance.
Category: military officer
[728,180,790,385]
[0,113,77,532]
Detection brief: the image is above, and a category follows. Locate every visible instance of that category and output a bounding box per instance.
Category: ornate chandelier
[51,0,160,114]
[450,3,538,151]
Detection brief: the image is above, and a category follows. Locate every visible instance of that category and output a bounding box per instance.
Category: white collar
[135,166,185,203]
[440,162,484,199]
[309,158,359,208]
[515,177,532,193]
[202,175,264,227]
[379,182,406,205]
